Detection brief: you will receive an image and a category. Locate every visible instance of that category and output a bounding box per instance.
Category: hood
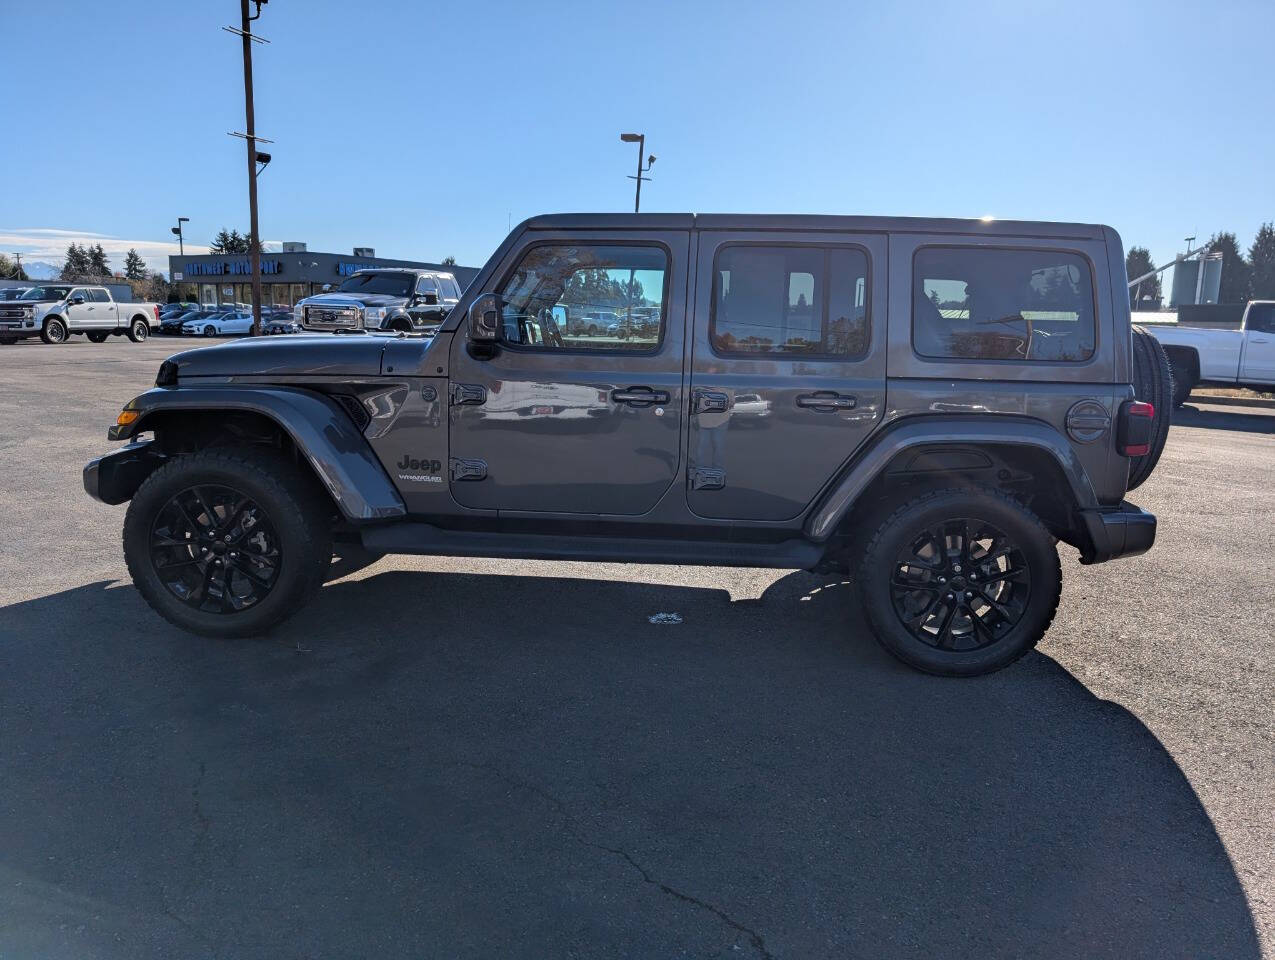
[301,292,404,308]
[169,333,394,378]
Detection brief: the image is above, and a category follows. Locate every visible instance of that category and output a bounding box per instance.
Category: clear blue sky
[4,0,1272,282]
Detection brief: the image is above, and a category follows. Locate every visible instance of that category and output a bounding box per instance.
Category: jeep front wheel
[856,488,1061,676]
[123,447,332,638]
[41,318,67,344]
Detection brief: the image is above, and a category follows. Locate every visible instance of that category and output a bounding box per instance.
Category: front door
[1239,302,1275,384]
[686,232,888,521]
[447,232,689,515]
[64,288,97,329]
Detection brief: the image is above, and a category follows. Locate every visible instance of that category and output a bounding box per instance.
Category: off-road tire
[1129,325,1173,489]
[41,318,67,344]
[128,318,149,342]
[856,487,1062,677]
[0,337,15,346]
[86,331,109,343]
[123,446,332,638]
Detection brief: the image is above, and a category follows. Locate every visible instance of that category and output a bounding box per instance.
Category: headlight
[293,305,303,321]
[364,307,385,322]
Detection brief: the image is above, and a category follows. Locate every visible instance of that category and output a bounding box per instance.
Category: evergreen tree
[87,243,111,277]
[1207,231,1251,304]
[123,248,148,281]
[227,229,247,254]
[209,229,233,255]
[61,243,90,279]
[441,255,457,266]
[1248,223,1275,300]
[1125,246,1161,308]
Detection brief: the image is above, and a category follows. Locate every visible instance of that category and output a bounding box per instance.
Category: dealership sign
[337,262,382,276]
[183,259,282,277]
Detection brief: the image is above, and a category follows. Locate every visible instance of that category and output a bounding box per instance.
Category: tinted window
[441,276,461,299]
[1247,303,1275,334]
[89,288,110,302]
[498,244,668,352]
[415,275,439,295]
[914,247,1095,361]
[337,273,413,297]
[711,246,869,357]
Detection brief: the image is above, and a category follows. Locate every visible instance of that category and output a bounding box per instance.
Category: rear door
[447,230,690,515]
[687,232,888,520]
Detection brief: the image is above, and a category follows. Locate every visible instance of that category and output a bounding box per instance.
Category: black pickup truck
[84,213,1171,676]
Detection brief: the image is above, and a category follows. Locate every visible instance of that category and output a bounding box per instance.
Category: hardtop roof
[521,212,1110,241]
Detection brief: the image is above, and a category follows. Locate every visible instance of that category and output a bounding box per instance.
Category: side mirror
[419,292,439,306]
[70,295,86,305]
[468,293,502,342]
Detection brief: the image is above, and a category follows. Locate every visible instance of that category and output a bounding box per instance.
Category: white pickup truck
[0,283,159,345]
[1148,300,1275,406]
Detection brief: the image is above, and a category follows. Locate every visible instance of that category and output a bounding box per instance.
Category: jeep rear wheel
[856,488,1061,676]
[123,447,332,638]
[41,318,67,344]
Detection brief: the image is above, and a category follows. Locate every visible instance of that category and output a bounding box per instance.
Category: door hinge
[689,466,726,490]
[449,457,488,482]
[450,382,487,406]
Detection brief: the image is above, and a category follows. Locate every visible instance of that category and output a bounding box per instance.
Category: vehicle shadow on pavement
[1173,403,1275,433]
[0,574,1261,960]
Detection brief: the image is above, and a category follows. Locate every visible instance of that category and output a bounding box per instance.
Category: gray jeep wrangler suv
[84,214,1170,676]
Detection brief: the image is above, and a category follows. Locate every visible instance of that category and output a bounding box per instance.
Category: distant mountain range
[18,261,60,280]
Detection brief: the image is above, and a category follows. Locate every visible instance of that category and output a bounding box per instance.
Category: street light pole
[619,132,655,213]
[171,216,189,256]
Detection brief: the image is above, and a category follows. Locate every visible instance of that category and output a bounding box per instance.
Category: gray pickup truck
[84,214,1170,676]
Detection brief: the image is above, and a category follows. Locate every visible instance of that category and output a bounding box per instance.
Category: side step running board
[360,522,825,570]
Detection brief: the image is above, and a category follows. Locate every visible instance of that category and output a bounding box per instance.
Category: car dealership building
[167,244,478,309]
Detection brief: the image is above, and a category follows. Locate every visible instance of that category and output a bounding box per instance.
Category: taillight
[1118,400,1155,456]
[153,304,160,321]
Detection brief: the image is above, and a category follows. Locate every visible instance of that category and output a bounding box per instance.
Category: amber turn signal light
[116,410,140,427]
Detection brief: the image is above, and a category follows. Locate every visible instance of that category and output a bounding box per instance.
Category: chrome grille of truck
[0,305,29,322]
[303,305,360,330]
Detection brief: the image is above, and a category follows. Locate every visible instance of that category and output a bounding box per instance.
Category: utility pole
[619,132,655,213]
[227,1,271,336]
[11,252,21,279]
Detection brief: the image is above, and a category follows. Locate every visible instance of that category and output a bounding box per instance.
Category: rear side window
[913,247,1096,362]
[711,246,869,358]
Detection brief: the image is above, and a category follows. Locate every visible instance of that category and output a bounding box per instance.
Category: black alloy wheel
[149,484,282,614]
[889,518,1029,652]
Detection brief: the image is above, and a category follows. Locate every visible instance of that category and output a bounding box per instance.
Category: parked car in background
[570,310,617,336]
[0,287,31,302]
[1147,300,1275,405]
[263,316,302,335]
[182,311,254,337]
[161,310,206,335]
[296,268,461,333]
[1,284,157,344]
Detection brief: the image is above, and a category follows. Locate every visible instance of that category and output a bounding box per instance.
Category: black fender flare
[803,415,1099,542]
[106,385,407,523]
[383,309,414,331]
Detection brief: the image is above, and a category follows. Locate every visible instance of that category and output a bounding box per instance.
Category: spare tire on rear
[1128,325,1173,490]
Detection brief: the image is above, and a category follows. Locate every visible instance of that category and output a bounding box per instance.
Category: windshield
[20,286,71,301]
[337,273,413,297]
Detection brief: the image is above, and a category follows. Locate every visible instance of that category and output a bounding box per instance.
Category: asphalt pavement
[1,337,1272,959]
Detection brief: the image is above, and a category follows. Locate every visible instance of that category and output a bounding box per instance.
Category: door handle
[611,387,670,406]
[691,389,729,414]
[1251,338,1270,343]
[796,391,856,411]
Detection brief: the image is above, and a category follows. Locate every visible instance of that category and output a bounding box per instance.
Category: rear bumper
[83,439,166,505]
[1077,501,1157,564]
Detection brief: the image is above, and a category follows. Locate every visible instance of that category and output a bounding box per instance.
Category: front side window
[1246,303,1275,334]
[711,246,869,358]
[498,244,668,351]
[415,275,439,296]
[914,247,1096,361]
[89,288,110,302]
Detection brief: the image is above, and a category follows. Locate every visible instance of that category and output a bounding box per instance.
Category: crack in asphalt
[459,761,775,959]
